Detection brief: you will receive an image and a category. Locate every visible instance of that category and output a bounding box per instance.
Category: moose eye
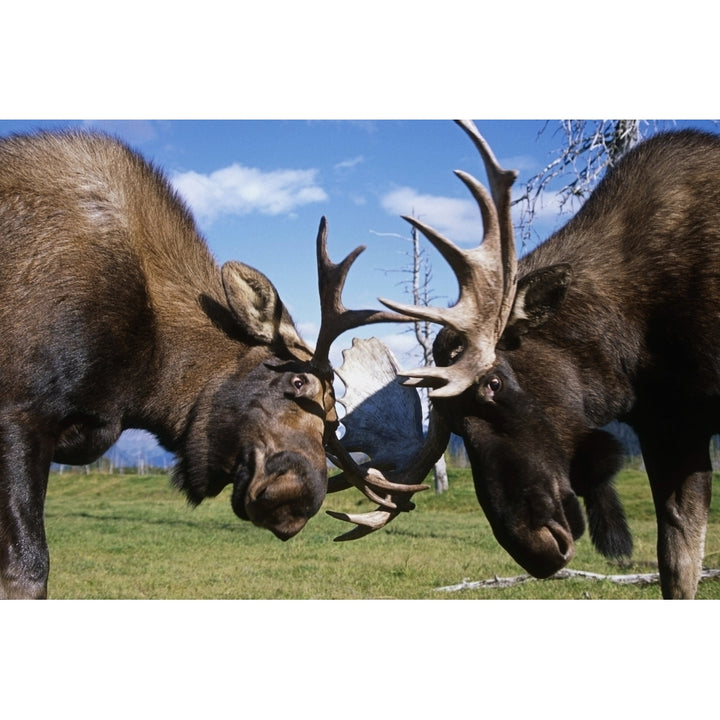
[485,375,503,396]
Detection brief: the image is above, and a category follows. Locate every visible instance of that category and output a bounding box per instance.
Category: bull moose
[372,120,720,599]
[0,129,425,599]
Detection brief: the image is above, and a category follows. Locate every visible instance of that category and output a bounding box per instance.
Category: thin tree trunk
[433,453,448,493]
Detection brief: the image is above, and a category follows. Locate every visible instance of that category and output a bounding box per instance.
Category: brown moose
[378,120,720,599]
[0,130,423,599]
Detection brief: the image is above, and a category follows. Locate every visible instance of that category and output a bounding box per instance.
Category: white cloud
[524,190,572,223]
[334,155,364,172]
[171,164,328,222]
[501,153,541,175]
[381,183,567,247]
[374,331,422,365]
[381,186,484,245]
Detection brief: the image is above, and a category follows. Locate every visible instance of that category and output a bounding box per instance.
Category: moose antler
[326,337,450,541]
[311,218,433,522]
[379,119,519,398]
[312,216,407,376]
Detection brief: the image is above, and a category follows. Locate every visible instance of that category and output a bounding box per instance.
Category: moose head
[173,216,434,543]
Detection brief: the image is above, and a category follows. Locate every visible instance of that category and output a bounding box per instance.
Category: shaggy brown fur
[0,131,333,598]
[433,130,720,598]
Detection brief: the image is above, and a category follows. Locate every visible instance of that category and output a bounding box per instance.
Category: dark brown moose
[380,120,720,599]
[0,130,424,599]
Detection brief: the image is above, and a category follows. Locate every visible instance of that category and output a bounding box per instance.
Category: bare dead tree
[372,218,449,492]
[408,222,435,366]
[407,222,449,492]
[514,120,672,248]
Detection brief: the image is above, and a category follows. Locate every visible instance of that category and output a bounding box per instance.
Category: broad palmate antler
[327,337,449,540]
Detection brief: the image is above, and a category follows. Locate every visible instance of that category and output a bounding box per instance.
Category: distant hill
[104,424,641,472]
[51,429,175,472]
[104,429,175,470]
[51,420,718,475]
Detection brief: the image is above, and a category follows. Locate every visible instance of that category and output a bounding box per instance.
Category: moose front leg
[0,418,54,599]
[640,431,712,599]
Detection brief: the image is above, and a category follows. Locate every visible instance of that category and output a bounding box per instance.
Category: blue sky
[2,118,717,369]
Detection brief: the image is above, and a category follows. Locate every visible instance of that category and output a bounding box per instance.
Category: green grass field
[43,466,720,599]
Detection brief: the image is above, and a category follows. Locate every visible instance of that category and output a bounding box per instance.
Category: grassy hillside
[43,467,720,599]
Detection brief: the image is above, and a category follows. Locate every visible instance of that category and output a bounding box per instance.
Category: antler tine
[326,508,405,541]
[454,120,519,326]
[328,401,450,540]
[454,120,518,207]
[325,432,430,507]
[312,216,411,371]
[379,213,499,338]
[327,449,442,542]
[324,432,429,540]
[401,214,487,286]
[377,121,519,397]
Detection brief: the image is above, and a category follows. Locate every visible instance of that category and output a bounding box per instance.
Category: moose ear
[222,261,280,343]
[221,261,291,345]
[506,263,572,336]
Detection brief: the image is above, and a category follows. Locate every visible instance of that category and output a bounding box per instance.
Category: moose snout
[500,487,584,578]
[235,449,326,541]
[503,520,575,579]
[528,522,575,578]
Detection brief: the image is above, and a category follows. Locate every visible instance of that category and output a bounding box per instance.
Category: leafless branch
[434,567,720,592]
[514,120,672,250]
[370,222,446,364]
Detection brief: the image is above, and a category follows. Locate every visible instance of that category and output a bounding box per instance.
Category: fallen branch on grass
[434,567,720,593]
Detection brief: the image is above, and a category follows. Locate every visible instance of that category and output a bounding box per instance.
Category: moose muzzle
[231,447,327,540]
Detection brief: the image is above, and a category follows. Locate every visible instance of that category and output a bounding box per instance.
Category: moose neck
[129,242,268,451]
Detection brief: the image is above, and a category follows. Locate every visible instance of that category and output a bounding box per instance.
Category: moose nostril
[238,450,327,541]
[547,520,574,561]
